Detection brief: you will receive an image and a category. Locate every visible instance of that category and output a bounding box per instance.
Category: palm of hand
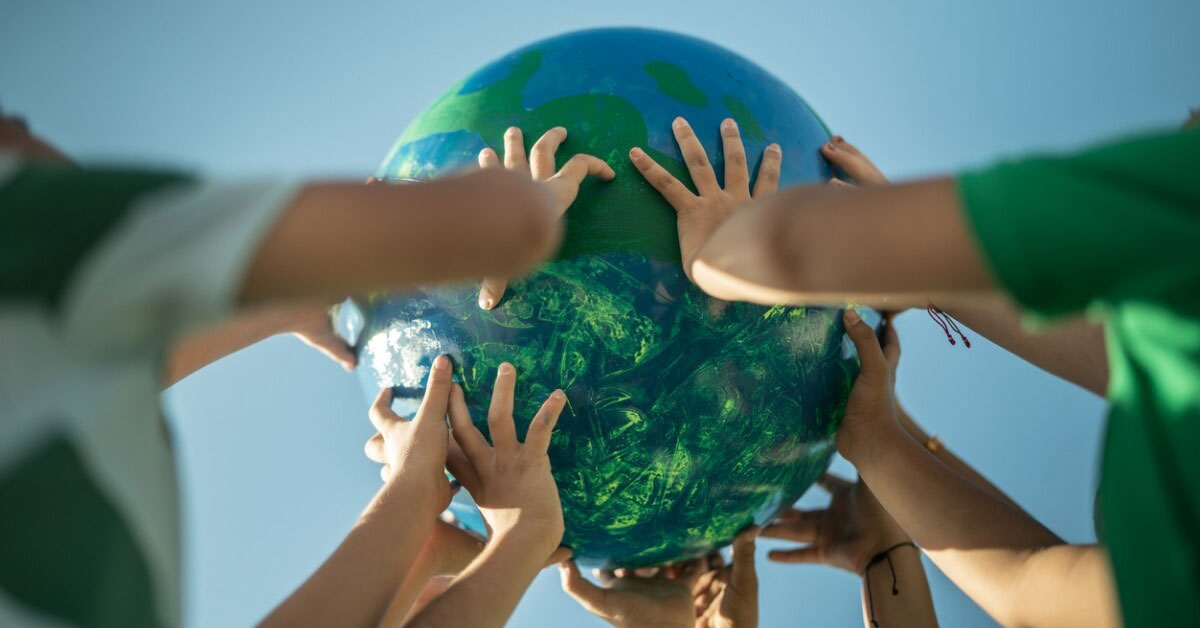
[764,474,910,575]
[628,117,781,282]
[470,452,562,534]
[285,303,357,371]
[813,480,901,573]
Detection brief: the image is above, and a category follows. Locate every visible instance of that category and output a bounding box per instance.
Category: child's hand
[836,310,904,463]
[763,473,911,574]
[283,302,357,371]
[629,117,782,282]
[368,354,457,514]
[691,527,761,628]
[447,362,567,554]
[476,127,616,310]
[559,559,705,628]
[822,135,888,186]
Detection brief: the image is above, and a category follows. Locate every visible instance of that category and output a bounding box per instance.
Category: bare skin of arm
[839,312,1119,628]
[820,138,1107,396]
[650,132,1107,394]
[260,357,461,628]
[163,301,355,386]
[936,296,1108,396]
[763,474,937,628]
[403,365,568,628]
[690,178,995,309]
[239,168,559,303]
[241,150,612,305]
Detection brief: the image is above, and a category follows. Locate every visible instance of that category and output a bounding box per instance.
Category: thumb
[722,526,760,624]
[730,526,760,590]
[478,277,508,311]
[843,309,888,380]
[558,561,612,618]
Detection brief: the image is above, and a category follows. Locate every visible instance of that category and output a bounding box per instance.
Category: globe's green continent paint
[347,28,875,567]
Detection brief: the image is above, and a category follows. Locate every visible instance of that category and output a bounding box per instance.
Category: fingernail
[630,146,645,158]
[845,309,861,324]
[673,117,687,128]
[768,143,781,153]
[499,362,513,375]
[479,297,494,310]
[433,355,450,373]
[823,142,836,152]
[722,118,736,130]
[552,389,565,400]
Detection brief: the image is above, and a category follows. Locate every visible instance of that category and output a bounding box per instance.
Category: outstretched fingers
[413,355,453,434]
[730,526,760,586]
[503,127,529,174]
[672,117,720,195]
[478,147,501,169]
[559,561,612,617]
[368,387,399,433]
[766,546,823,564]
[821,136,887,186]
[524,389,566,453]
[751,143,782,198]
[629,146,696,210]
[761,516,819,543]
[478,277,507,311]
[720,118,749,194]
[449,383,491,471]
[554,153,616,186]
[530,126,568,181]
[487,363,519,452]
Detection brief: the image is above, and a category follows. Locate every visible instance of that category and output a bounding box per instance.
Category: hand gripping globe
[338,27,879,567]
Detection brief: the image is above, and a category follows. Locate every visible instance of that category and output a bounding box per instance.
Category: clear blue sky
[3,1,1197,625]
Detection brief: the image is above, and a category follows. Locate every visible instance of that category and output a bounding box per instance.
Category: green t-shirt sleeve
[0,162,190,311]
[957,128,1200,318]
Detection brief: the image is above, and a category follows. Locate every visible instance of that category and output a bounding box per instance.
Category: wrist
[837,413,906,465]
[378,470,445,518]
[491,521,563,557]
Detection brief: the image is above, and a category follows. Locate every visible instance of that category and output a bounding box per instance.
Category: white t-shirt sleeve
[61,178,299,353]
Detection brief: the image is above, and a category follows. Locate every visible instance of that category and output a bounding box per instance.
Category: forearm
[693,179,996,308]
[860,544,938,628]
[239,170,555,304]
[894,408,1027,515]
[377,552,439,627]
[937,295,1108,396]
[848,423,1065,625]
[163,303,324,386]
[403,530,550,628]
[260,479,439,628]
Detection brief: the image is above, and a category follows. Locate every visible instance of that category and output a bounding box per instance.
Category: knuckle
[727,152,747,167]
[654,174,679,190]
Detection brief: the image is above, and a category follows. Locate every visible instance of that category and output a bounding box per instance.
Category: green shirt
[0,155,295,627]
[957,127,1200,627]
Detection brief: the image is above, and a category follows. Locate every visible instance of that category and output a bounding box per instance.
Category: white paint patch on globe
[365,319,440,389]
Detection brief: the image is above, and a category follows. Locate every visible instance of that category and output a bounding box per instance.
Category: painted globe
[343,27,875,567]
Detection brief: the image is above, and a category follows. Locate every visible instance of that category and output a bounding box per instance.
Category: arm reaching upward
[838,312,1119,628]
[403,365,568,628]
